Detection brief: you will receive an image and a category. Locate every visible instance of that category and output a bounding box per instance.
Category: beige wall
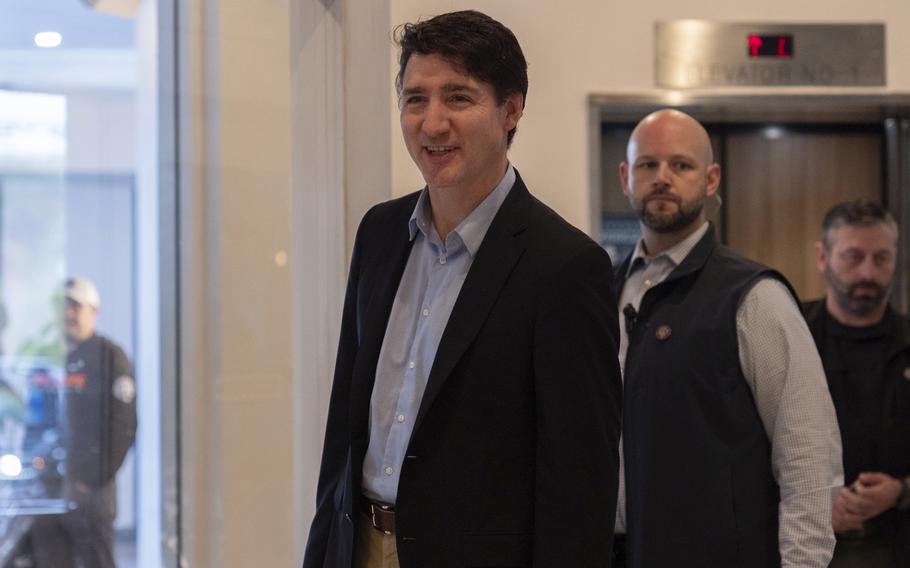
[389,1,910,232]
[173,1,390,566]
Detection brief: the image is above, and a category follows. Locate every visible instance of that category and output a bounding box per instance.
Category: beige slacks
[353,512,400,568]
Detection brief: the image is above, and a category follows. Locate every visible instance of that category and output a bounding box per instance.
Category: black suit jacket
[302,172,622,568]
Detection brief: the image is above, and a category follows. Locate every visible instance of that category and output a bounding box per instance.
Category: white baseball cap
[65,277,100,309]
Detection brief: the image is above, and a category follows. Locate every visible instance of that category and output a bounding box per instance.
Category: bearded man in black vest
[611,109,843,568]
[805,200,910,567]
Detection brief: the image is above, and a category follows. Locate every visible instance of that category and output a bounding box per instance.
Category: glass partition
[0,1,162,566]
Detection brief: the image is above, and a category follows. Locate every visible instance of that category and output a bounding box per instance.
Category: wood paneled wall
[725,129,881,301]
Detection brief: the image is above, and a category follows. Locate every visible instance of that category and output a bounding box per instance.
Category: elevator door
[723,126,882,301]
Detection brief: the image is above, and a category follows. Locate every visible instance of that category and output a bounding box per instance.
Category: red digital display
[747,34,794,58]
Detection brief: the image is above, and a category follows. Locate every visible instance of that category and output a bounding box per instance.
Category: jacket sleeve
[532,241,622,567]
[302,207,371,568]
[106,343,137,483]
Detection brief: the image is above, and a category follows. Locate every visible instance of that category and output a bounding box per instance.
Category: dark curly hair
[821,199,898,250]
[394,10,528,146]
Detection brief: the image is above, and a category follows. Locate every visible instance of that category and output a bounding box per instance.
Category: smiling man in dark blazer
[302,10,622,568]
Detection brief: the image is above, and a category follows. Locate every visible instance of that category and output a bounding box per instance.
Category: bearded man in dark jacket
[805,200,910,568]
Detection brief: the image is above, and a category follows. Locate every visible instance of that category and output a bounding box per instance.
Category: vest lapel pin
[655,325,672,341]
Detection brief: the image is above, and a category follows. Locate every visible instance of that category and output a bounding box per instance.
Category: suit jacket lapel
[350,194,419,450]
[358,202,417,355]
[411,175,531,435]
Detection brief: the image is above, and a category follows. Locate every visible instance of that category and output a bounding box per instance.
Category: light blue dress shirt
[361,164,516,504]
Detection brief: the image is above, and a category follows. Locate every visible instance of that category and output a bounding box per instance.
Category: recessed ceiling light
[763,125,785,140]
[34,32,63,49]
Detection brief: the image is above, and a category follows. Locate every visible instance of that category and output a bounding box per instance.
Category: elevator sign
[655,22,885,88]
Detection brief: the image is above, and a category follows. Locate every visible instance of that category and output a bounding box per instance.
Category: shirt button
[439,257,447,265]
[422,308,429,317]
[384,466,394,475]
[408,361,415,369]
[397,414,405,423]
[644,279,652,287]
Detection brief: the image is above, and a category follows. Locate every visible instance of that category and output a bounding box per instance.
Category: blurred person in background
[805,200,910,567]
[30,277,136,568]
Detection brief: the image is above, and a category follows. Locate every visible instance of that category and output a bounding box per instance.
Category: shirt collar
[408,164,516,258]
[627,221,710,276]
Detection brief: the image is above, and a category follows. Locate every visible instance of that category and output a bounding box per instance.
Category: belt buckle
[370,502,393,535]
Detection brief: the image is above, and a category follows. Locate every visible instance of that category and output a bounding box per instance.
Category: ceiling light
[34,32,63,49]
[763,126,785,140]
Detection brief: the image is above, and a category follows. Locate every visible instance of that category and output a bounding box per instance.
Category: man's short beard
[824,265,891,317]
[637,195,705,234]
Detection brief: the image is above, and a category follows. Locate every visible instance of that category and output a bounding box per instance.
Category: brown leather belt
[360,496,396,534]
